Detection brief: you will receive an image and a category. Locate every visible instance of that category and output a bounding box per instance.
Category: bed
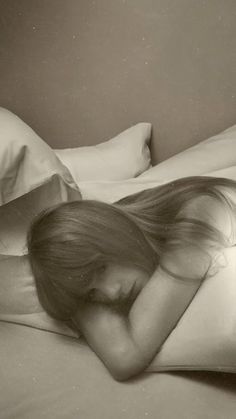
[1,108,236,419]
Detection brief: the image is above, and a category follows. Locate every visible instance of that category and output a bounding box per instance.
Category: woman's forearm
[72,267,203,381]
[72,301,152,380]
[127,266,203,363]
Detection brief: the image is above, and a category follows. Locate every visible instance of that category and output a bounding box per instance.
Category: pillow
[54,123,152,182]
[148,245,236,372]
[78,165,236,373]
[77,122,236,373]
[139,124,236,182]
[0,108,78,205]
[78,123,236,201]
[0,108,81,337]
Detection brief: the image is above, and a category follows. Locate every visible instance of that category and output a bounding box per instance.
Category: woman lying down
[27,176,236,381]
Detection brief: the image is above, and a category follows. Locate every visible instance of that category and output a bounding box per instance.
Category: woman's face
[83,263,150,305]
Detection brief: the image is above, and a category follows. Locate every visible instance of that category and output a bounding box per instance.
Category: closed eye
[85,288,110,304]
[86,288,97,301]
[85,286,136,306]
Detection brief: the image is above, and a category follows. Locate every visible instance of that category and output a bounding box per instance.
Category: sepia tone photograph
[0,1,236,418]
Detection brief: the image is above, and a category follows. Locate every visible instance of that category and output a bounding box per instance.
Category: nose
[102,282,122,301]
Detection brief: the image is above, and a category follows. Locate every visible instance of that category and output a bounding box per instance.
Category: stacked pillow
[1,106,236,373]
[77,124,236,202]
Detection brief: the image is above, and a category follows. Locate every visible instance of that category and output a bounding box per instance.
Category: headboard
[0,0,235,164]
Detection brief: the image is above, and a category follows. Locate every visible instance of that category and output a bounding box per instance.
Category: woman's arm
[73,239,208,381]
[73,264,204,381]
[73,195,232,381]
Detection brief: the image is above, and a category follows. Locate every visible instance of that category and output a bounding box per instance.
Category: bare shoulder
[160,188,236,281]
[177,189,236,245]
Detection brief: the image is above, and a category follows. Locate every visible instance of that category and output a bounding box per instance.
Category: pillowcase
[148,245,236,373]
[139,124,236,182]
[0,107,81,336]
[54,123,152,182]
[78,165,236,373]
[0,108,78,205]
[78,122,236,201]
[77,123,236,373]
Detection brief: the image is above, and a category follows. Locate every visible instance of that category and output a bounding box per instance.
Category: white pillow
[0,108,79,205]
[139,124,236,182]
[78,122,236,202]
[77,123,236,373]
[54,123,152,182]
[148,245,236,373]
[0,108,81,337]
[78,168,236,373]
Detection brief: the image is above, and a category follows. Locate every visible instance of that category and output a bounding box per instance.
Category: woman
[27,176,236,381]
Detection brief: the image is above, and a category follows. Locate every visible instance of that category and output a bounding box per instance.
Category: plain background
[0,0,236,164]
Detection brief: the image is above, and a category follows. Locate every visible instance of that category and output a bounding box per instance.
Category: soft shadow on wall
[0,0,236,163]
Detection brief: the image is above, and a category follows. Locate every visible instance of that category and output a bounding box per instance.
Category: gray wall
[0,0,236,163]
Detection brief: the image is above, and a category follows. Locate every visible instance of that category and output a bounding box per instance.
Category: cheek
[136,272,150,289]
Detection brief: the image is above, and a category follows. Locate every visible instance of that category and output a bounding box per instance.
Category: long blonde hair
[27,176,236,320]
